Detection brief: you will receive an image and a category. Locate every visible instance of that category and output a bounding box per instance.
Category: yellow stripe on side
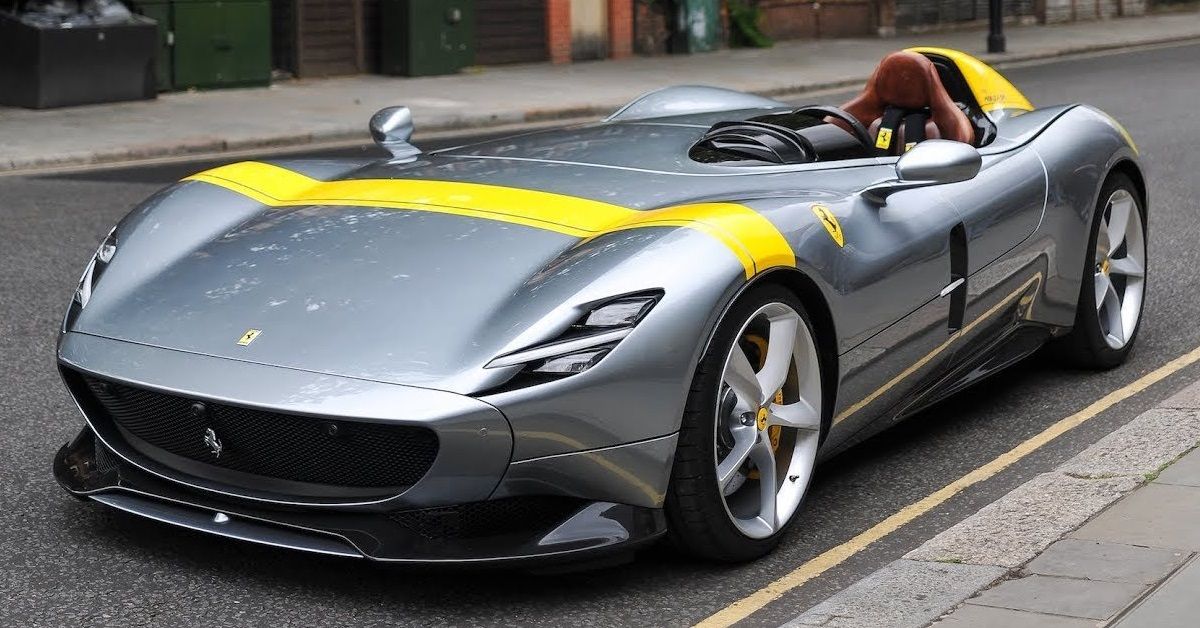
[185,162,796,278]
[907,47,1034,113]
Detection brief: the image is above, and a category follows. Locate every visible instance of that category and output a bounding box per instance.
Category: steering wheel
[792,105,874,150]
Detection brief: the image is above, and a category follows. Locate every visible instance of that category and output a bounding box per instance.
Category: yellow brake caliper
[744,335,783,480]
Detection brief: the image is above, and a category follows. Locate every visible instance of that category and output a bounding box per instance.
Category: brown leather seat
[838,51,975,152]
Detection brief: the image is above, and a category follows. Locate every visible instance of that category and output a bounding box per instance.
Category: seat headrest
[839,51,976,147]
[873,52,940,110]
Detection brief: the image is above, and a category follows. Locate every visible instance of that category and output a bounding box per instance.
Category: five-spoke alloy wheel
[715,302,822,539]
[1056,172,1147,368]
[1092,187,1146,350]
[666,285,824,561]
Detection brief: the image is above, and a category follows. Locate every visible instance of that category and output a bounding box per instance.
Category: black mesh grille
[79,375,438,490]
[389,497,584,540]
[93,436,119,475]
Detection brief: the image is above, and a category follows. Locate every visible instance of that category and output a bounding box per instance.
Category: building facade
[268,0,1150,79]
[270,0,636,78]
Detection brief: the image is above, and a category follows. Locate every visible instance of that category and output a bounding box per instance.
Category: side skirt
[893,323,1056,421]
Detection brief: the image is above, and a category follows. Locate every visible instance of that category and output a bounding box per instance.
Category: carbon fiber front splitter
[54,426,667,567]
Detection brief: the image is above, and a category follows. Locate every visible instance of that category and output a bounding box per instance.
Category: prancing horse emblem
[203,427,223,458]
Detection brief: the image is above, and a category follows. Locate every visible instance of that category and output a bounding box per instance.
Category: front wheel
[665,285,824,561]
[1054,173,1147,369]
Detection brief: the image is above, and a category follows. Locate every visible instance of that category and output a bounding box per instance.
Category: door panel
[938,148,1048,275]
[811,185,966,449]
[934,147,1048,372]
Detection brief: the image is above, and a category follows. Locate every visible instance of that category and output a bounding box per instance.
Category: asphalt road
[3,42,1200,627]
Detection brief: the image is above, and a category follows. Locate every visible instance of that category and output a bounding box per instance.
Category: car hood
[71,196,600,392]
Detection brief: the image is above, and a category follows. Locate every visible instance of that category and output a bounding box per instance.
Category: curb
[3,34,1199,174]
[782,381,1200,628]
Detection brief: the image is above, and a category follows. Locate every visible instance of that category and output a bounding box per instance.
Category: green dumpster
[131,0,270,91]
[380,0,475,77]
[676,0,721,54]
[135,0,174,91]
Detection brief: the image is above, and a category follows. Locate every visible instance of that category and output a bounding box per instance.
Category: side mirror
[369,106,422,162]
[862,140,982,203]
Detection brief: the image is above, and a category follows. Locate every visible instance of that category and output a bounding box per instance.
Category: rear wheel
[665,285,823,561]
[1055,173,1146,368]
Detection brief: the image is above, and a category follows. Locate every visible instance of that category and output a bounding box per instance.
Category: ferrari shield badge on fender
[811,204,845,248]
[237,329,262,346]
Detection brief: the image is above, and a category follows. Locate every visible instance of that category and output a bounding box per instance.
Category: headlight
[74,228,118,308]
[530,347,612,375]
[64,228,117,330]
[580,297,656,328]
[485,291,661,376]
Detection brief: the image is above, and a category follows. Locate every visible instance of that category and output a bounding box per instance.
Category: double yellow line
[697,345,1200,627]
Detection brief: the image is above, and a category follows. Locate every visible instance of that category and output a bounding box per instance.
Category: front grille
[93,435,119,475]
[389,497,584,540]
[78,374,439,491]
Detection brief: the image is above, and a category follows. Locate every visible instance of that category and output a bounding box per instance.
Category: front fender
[480,225,748,461]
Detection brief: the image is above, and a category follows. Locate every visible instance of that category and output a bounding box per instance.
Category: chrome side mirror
[862,140,982,203]
[369,106,421,162]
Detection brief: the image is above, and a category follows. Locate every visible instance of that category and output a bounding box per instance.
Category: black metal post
[987,0,1006,53]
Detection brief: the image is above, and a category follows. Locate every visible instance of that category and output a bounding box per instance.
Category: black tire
[1053,173,1146,369]
[664,284,822,562]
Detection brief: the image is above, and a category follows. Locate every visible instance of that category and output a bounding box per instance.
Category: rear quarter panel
[1026,105,1144,327]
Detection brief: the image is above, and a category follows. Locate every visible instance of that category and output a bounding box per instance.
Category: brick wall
[757,0,876,40]
[547,0,572,63]
[608,0,634,59]
[634,0,672,55]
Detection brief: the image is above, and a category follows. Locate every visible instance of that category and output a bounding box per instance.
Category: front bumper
[54,332,669,564]
[55,427,666,564]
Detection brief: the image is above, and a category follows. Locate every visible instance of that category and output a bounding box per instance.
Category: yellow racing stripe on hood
[185,161,795,277]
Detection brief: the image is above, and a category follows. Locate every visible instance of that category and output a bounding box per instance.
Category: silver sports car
[54,48,1147,566]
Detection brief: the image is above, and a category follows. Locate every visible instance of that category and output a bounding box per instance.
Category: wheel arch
[1108,159,1148,221]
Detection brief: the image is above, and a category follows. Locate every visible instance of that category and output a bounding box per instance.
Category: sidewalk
[2,12,1199,172]
[784,381,1200,628]
[935,448,1200,626]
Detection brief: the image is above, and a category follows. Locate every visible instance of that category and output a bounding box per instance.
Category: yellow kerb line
[695,343,1200,628]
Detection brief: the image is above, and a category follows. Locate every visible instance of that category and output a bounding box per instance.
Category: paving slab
[1070,483,1200,551]
[782,559,1006,628]
[1023,538,1189,585]
[1112,556,1200,628]
[932,604,1098,628]
[1155,447,1200,487]
[969,574,1145,620]
[905,473,1139,568]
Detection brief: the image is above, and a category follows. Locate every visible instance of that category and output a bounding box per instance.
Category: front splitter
[54,427,668,567]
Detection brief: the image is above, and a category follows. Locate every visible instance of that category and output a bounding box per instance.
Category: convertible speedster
[54,49,1147,565]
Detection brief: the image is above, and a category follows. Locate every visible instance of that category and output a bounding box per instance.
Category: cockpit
[689,48,1032,166]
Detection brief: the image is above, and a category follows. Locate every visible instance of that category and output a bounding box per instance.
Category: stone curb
[782,380,1200,628]
[3,33,1199,174]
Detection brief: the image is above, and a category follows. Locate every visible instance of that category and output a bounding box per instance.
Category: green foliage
[728,0,773,48]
